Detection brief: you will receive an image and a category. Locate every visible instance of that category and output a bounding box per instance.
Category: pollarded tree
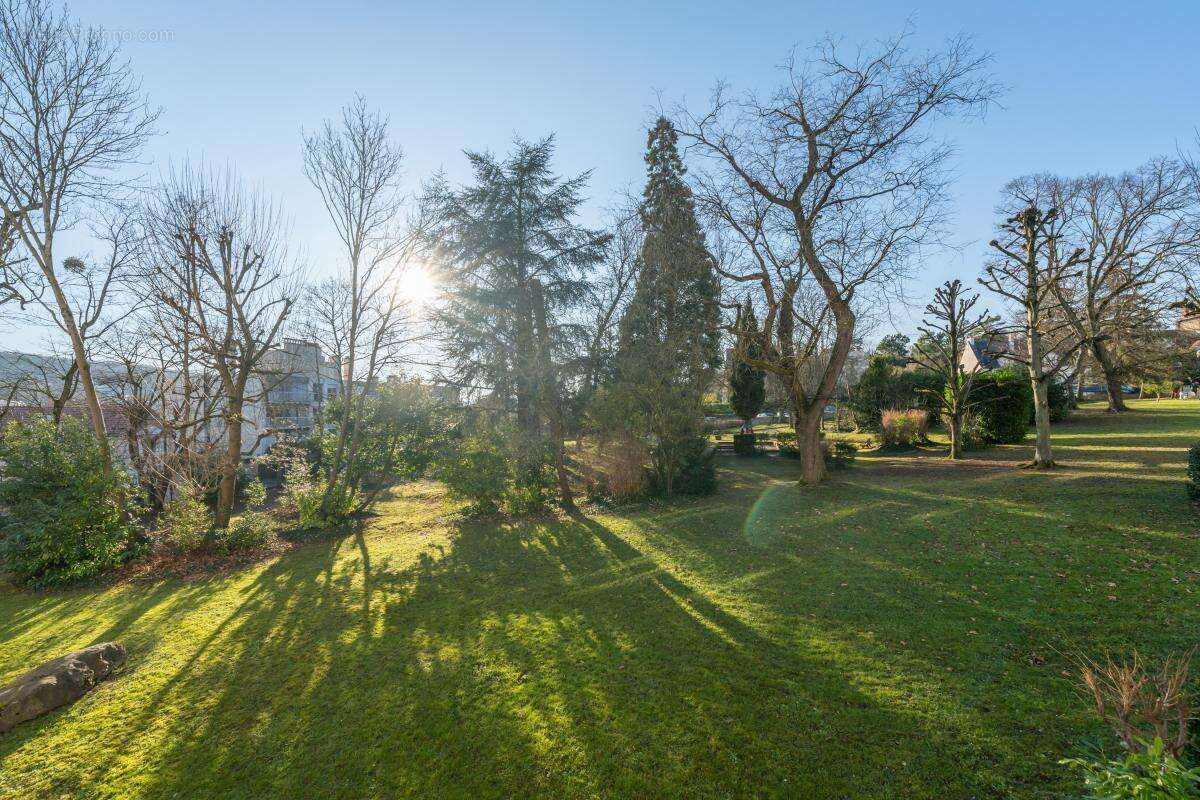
[907,280,995,459]
[142,166,299,528]
[681,31,996,483]
[614,117,721,496]
[981,195,1089,469]
[729,299,765,425]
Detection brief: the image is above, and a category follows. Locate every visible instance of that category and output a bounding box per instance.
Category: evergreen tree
[729,300,765,424]
[611,118,721,495]
[430,136,609,509]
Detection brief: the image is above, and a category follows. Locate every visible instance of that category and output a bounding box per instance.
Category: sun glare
[397,264,438,308]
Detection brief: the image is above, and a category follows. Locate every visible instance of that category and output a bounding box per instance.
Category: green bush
[0,417,140,587]
[212,510,272,553]
[848,356,943,431]
[1187,443,1200,501]
[827,440,857,468]
[1046,381,1073,423]
[972,369,1033,444]
[1061,738,1200,799]
[160,480,211,551]
[655,436,716,496]
[438,430,555,514]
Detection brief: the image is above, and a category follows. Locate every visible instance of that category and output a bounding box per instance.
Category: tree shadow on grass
[93,508,1020,800]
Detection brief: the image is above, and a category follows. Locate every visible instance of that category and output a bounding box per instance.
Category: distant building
[960,337,1007,373]
[258,339,342,444]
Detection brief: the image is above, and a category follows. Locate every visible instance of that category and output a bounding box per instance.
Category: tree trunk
[530,279,574,511]
[1030,377,1054,467]
[43,265,110,471]
[215,398,244,529]
[1090,339,1127,413]
[947,411,962,460]
[794,409,826,484]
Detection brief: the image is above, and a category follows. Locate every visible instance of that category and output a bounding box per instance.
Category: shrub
[0,417,140,586]
[1187,443,1200,501]
[598,437,650,502]
[654,436,716,496]
[1061,738,1200,799]
[848,356,943,431]
[880,408,929,448]
[827,440,858,468]
[972,369,1033,444]
[776,431,799,459]
[438,430,555,514]
[211,510,272,553]
[1078,650,1193,759]
[1142,380,1175,399]
[160,480,211,551]
[959,412,986,451]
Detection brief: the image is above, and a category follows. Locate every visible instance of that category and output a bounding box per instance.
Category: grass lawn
[2,400,1199,798]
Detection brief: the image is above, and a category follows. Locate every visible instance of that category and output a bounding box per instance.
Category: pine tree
[612,118,721,495]
[729,300,765,425]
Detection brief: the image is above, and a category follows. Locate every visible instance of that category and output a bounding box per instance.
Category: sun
[396,263,438,308]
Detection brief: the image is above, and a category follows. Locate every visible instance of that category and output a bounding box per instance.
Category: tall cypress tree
[613,118,720,495]
[729,299,766,425]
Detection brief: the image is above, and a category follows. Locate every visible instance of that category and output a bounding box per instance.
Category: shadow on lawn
[5,403,1198,798]
[74,505,1025,799]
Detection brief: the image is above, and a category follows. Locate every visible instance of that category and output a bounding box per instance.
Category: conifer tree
[613,118,721,495]
[729,300,765,425]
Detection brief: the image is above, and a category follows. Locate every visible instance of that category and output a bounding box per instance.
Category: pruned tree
[0,0,158,469]
[301,96,429,516]
[981,196,1089,469]
[142,166,298,528]
[907,280,995,459]
[680,31,996,482]
[729,299,765,425]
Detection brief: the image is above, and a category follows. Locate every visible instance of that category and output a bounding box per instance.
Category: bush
[596,437,650,502]
[972,369,1033,444]
[654,436,716,496]
[212,510,272,553]
[438,430,555,515]
[827,440,858,468]
[160,480,211,551]
[1187,443,1200,501]
[1061,738,1200,799]
[0,417,140,587]
[776,431,799,458]
[848,356,943,431]
[880,408,930,448]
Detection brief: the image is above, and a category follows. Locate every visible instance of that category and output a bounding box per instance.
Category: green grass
[3,400,1200,798]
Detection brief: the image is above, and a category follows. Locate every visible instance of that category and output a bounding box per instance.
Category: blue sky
[4,0,1199,350]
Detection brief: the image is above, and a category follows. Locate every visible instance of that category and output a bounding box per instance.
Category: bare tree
[579,205,641,400]
[907,280,994,459]
[679,31,996,482]
[0,0,158,468]
[1039,161,1200,412]
[301,96,429,516]
[982,197,1088,469]
[142,166,297,528]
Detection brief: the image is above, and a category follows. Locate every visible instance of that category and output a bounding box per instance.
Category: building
[258,339,342,444]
